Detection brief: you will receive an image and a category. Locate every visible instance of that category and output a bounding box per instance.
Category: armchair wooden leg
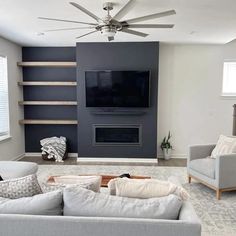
[216,189,221,200]
[188,175,191,183]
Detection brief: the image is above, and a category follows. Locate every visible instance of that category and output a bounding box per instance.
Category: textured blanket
[40,136,66,162]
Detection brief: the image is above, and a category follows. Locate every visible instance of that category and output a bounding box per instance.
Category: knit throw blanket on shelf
[40,136,66,162]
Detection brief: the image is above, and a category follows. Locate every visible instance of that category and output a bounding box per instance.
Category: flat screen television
[85,70,150,107]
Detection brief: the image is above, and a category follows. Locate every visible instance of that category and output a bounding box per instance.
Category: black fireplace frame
[92,124,142,146]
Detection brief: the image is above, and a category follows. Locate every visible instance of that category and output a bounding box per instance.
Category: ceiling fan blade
[76,30,98,39]
[108,36,114,41]
[127,24,174,29]
[38,17,97,26]
[121,28,148,37]
[44,27,95,32]
[124,10,176,24]
[113,0,136,21]
[70,2,102,22]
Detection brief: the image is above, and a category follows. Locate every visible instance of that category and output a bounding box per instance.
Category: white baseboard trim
[24,152,78,158]
[157,154,187,159]
[78,157,158,164]
[20,153,186,160]
[12,153,25,161]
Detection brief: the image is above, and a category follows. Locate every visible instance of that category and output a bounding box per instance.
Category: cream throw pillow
[52,175,102,192]
[108,178,189,200]
[211,135,236,158]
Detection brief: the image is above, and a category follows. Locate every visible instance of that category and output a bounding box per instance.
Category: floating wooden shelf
[17,61,76,67]
[19,120,78,125]
[18,81,77,86]
[18,101,77,106]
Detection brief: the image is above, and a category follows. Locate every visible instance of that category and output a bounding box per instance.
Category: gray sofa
[0,161,38,179]
[0,161,201,236]
[0,201,201,236]
[187,144,236,200]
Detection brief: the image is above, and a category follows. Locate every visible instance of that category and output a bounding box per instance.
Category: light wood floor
[19,156,186,167]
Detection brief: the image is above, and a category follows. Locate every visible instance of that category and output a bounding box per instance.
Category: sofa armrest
[188,144,216,162]
[215,154,236,188]
[178,202,201,236]
[179,202,201,224]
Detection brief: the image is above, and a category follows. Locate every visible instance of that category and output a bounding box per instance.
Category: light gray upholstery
[0,190,63,215]
[188,144,216,163]
[216,154,236,188]
[63,187,182,220]
[188,144,236,189]
[0,161,38,179]
[189,157,215,179]
[0,201,201,236]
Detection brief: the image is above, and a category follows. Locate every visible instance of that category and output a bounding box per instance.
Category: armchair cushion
[211,135,236,158]
[189,158,216,179]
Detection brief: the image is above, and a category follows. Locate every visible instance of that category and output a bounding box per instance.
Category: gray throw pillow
[0,174,42,199]
[0,190,63,215]
[63,187,182,220]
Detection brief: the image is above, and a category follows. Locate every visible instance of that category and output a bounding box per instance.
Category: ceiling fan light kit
[39,0,176,41]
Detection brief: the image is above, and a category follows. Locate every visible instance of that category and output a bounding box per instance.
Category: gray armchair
[187,144,236,200]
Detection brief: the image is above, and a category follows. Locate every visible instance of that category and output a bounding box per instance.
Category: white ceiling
[0,0,236,46]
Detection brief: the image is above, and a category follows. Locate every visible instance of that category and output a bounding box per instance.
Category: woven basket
[42,151,68,161]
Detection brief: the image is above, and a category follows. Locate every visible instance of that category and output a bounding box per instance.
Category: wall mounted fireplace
[93,124,142,146]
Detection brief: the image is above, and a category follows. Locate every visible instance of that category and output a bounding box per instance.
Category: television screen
[85,70,150,107]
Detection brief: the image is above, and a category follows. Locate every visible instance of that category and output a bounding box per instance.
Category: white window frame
[0,55,10,142]
[222,61,236,97]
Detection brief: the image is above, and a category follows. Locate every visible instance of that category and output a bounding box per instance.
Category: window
[0,56,9,138]
[222,62,236,96]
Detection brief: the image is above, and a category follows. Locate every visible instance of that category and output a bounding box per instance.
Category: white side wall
[0,37,24,160]
[158,41,236,158]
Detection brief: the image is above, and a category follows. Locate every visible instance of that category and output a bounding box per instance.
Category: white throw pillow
[63,187,182,220]
[108,178,189,200]
[0,174,42,199]
[48,175,102,192]
[0,190,62,215]
[211,135,236,158]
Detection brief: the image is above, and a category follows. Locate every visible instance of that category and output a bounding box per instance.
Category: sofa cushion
[0,161,38,179]
[211,135,236,158]
[0,190,62,215]
[0,174,42,199]
[108,177,189,200]
[63,187,182,220]
[189,158,215,179]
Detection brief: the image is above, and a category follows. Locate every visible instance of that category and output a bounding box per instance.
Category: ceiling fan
[39,0,176,41]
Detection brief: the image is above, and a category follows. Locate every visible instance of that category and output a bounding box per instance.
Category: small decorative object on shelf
[161,131,173,160]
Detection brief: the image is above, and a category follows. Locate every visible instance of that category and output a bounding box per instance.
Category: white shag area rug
[37,165,236,236]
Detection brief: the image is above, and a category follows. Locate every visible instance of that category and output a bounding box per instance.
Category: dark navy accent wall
[22,47,76,61]
[77,42,159,158]
[22,47,77,153]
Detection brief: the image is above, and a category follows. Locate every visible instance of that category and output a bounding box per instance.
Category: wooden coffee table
[47,174,151,187]
[100,175,151,187]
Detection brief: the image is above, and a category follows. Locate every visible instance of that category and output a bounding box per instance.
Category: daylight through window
[222,62,236,96]
[0,56,9,137]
